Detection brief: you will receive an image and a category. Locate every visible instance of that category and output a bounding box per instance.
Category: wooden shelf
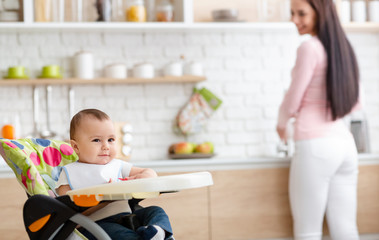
[342,22,379,32]
[0,76,206,86]
[0,22,377,32]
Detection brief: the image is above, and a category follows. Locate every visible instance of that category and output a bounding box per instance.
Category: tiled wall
[0,30,378,161]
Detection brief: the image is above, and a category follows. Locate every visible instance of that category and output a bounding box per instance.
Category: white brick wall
[0,30,378,161]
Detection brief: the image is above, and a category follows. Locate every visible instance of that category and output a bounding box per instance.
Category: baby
[56,109,173,240]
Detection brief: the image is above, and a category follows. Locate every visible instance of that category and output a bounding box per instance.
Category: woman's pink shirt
[277,36,359,140]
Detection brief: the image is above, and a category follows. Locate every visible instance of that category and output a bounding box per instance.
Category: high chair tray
[67,171,213,207]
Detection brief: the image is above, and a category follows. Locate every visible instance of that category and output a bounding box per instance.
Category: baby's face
[71,117,117,165]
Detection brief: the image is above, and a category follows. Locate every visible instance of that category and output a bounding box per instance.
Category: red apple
[194,142,213,154]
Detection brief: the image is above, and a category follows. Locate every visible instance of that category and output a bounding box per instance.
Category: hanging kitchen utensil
[64,86,75,140]
[68,86,75,120]
[25,86,40,138]
[175,87,222,135]
[40,85,56,139]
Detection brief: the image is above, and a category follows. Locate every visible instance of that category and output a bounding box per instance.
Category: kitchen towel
[175,88,222,135]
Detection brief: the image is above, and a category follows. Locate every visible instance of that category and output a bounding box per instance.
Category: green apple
[204,141,214,153]
[174,142,195,154]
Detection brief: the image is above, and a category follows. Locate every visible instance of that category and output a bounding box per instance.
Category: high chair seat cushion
[0,138,78,196]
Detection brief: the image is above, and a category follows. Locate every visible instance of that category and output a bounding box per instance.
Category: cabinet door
[209,168,293,239]
[209,165,379,239]
[357,165,379,232]
[141,172,210,240]
[0,177,28,239]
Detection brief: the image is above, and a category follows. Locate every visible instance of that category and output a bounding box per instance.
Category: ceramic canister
[352,0,366,22]
[184,61,203,76]
[340,0,351,23]
[369,1,379,22]
[104,63,127,78]
[133,62,154,78]
[163,61,183,76]
[73,51,94,79]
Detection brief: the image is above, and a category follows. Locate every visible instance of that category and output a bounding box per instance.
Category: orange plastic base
[73,194,103,207]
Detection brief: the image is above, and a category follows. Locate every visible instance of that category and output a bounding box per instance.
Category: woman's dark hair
[307,0,359,120]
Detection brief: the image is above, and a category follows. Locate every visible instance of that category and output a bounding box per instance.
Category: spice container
[125,0,146,22]
[155,0,174,22]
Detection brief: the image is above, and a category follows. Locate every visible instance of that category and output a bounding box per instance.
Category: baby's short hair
[70,109,110,140]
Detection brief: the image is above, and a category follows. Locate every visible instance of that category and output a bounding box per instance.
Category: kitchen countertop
[1,154,379,178]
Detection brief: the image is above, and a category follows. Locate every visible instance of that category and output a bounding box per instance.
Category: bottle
[155,0,174,22]
[111,0,125,21]
[96,0,112,21]
[125,0,146,22]
[34,0,52,22]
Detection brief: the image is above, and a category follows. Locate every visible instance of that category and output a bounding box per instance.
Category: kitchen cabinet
[0,177,28,239]
[1,164,379,239]
[145,166,379,240]
[141,180,210,240]
[0,0,378,32]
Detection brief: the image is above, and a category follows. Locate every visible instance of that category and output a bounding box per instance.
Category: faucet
[277,141,289,157]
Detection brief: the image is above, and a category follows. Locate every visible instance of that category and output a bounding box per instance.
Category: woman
[276,0,360,239]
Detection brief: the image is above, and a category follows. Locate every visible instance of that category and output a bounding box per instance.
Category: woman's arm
[277,40,319,139]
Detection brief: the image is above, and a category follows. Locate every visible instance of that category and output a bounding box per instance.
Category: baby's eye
[92,139,100,142]
[108,138,115,142]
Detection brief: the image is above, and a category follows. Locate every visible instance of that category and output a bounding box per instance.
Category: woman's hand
[276,125,287,142]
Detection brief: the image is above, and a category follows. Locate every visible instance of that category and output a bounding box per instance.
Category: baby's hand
[128,167,158,180]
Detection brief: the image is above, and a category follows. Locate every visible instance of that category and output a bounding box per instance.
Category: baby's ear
[70,140,79,153]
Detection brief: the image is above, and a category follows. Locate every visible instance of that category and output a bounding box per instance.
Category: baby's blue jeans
[79,206,173,240]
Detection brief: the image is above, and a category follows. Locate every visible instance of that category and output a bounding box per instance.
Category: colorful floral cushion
[0,138,78,196]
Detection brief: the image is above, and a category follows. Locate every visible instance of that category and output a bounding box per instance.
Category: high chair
[0,138,213,240]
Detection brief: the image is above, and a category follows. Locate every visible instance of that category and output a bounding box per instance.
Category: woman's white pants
[290,136,359,240]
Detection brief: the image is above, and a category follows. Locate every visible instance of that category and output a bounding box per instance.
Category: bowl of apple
[168,141,215,159]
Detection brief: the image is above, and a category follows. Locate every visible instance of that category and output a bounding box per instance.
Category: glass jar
[155,0,173,22]
[368,0,379,22]
[352,0,367,22]
[125,0,146,22]
[340,0,351,23]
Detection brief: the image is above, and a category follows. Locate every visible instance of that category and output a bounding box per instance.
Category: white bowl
[212,9,239,21]
[104,63,127,79]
